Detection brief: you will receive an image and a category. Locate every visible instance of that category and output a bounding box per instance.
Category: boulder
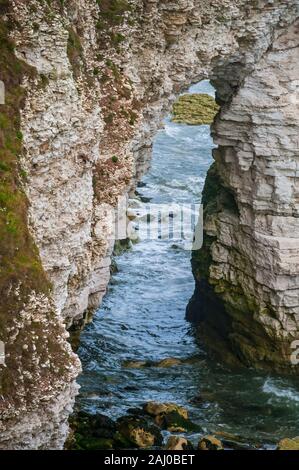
[116,415,163,448]
[69,411,117,449]
[143,402,199,432]
[126,407,146,416]
[215,431,253,450]
[143,402,188,419]
[122,360,148,368]
[198,435,223,451]
[157,410,199,432]
[277,437,299,450]
[122,357,183,368]
[71,411,116,439]
[165,436,194,450]
[156,357,183,367]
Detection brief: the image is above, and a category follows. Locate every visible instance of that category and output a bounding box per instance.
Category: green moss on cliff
[94,0,136,54]
[96,0,131,26]
[0,8,51,398]
[172,93,219,125]
[190,161,296,372]
[191,164,218,280]
[67,27,83,79]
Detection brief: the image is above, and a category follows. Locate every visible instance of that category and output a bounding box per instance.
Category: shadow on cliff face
[186,156,299,375]
[186,163,243,369]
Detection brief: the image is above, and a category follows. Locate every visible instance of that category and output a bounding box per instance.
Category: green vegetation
[172,93,219,125]
[201,162,220,218]
[192,163,239,281]
[0,6,51,395]
[128,109,137,126]
[111,155,118,163]
[94,0,134,52]
[189,163,289,370]
[104,112,114,125]
[67,27,83,78]
[113,238,131,256]
[96,0,131,26]
[106,59,120,79]
[110,32,125,45]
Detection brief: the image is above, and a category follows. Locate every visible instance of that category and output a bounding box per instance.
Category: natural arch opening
[76,79,216,417]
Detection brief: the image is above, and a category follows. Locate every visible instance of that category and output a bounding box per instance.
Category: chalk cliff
[188,18,299,373]
[0,0,298,449]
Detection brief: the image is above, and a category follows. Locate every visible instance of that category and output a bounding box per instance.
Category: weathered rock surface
[198,435,223,450]
[116,415,163,448]
[0,0,298,449]
[165,435,193,450]
[122,356,184,368]
[143,402,188,420]
[69,407,197,450]
[143,401,199,432]
[188,15,299,373]
[68,411,117,450]
[277,437,299,451]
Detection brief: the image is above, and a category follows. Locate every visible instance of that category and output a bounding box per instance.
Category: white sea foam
[164,123,182,138]
[262,377,299,403]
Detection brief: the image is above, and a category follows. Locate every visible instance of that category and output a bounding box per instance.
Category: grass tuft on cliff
[0,13,46,290]
[172,93,219,125]
[96,0,131,26]
[67,27,83,78]
[0,7,53,399]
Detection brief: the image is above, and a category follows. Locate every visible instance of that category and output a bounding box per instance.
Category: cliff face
[0,0,298,449]
[188,18,299,372]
